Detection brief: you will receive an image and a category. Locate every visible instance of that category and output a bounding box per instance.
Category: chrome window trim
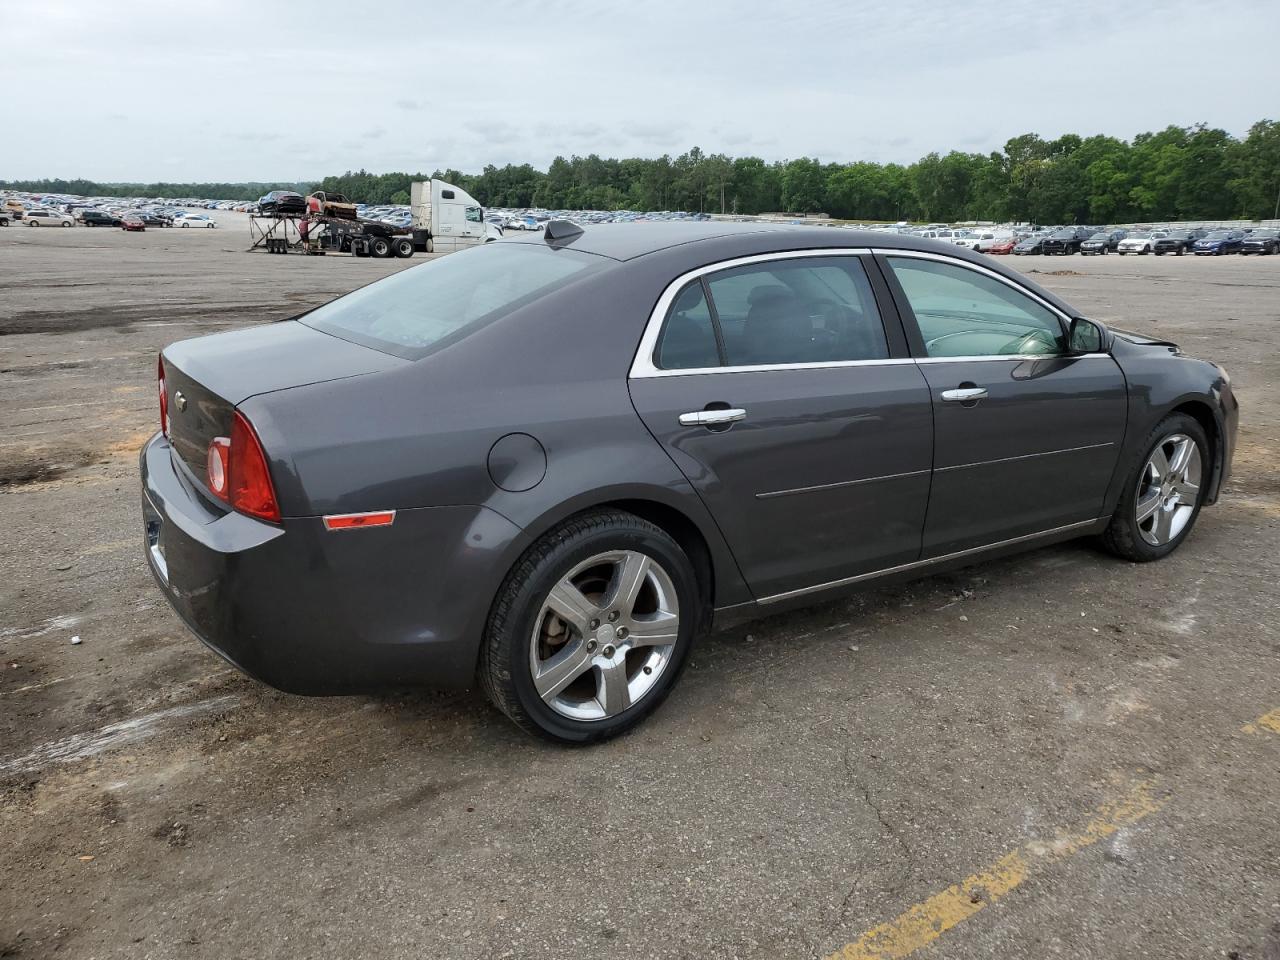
[756,518,1098,605]
[630,248,889,379]
[629,246,1103,379]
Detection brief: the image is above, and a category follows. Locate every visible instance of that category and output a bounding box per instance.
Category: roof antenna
[544,220,584,242]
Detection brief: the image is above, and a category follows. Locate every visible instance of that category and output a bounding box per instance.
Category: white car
[174,214,218,228]
[950,230,996,251]
[1116,231,1167,255]
[24,208,75,227]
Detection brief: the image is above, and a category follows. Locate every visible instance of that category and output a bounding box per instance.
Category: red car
[121,213,146,232]
[988,237,1017,255]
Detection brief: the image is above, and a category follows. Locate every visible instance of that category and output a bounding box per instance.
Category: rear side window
[301,243,603,360]
[654,256,888,370]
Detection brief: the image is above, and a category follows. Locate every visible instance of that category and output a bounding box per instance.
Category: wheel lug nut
[603,645,615,657]
[643,666,652,675]
[607,611,619,623]
[589,619,600,630]
[617,627,628,639]
[586,639,597,652]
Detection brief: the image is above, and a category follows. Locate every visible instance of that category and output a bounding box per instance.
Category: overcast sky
[4,0,1278,182]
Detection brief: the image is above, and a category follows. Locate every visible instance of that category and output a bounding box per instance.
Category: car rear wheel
[480,510,699,743]
[27,219,38,227]
[1099,413,1208,562]
[181,222,189,227]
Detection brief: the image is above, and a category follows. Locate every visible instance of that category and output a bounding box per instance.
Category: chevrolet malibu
[141,223,1238,742]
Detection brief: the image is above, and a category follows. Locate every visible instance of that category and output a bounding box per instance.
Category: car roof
[501,221,981,262]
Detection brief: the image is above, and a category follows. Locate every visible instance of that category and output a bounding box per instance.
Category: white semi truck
[320,178,495,259]
[409,179,491,253]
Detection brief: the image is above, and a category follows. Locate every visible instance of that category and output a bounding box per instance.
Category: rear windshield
[300,242,605,360]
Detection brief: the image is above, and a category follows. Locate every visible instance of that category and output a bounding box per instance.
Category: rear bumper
[140,433,526,694]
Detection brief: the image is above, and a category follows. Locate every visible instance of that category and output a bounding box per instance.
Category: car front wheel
[480,510,699,743]
[1100,413,1209,562]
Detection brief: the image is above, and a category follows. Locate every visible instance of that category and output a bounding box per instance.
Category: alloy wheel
[1135,433,1202,546]
[529,550,680,721]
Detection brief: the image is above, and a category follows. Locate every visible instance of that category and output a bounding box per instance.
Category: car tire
[392,237,413,258]
[181,222,189,227]
[27,219,38,227]
[61,220,71,227]
[479,509,700,743]
[1099,413,1209,563]
[370,237,392,258]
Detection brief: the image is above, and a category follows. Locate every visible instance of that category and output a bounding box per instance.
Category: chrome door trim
[940,387,988,402]
[755,468,930,500]
[629,247,883,379]
[678,408,747,427]
[936,441,1116,473]
[756,518,1098,605]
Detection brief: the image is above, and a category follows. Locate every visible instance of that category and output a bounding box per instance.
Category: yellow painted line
[823,780,1165,960]
[1242,708,1280,736]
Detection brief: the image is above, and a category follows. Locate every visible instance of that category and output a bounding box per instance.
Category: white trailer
[410,179,490,253]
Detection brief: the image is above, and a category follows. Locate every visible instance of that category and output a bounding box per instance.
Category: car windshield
[1251,229,1279,239]
[1050,230,1076,238]
[1089,233,1109,240]
[1204,231,1230,239]
[1128,233,1154,240]
[301,243,606,360]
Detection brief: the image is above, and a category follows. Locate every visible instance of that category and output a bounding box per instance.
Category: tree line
[6,119,1277,223]
[0,179,312,202]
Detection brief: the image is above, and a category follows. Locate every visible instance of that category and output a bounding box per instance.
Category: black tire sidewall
[1109,413,1209,561]
[495,517,699,743]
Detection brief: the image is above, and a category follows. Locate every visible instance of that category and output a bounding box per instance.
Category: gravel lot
[2,212,1278,960]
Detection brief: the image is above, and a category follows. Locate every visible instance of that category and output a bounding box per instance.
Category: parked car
[23,208,74,227]
[134,211,173,227]
[1041,227,1092,255]
[80,210,121,227]
[142,224,1238,742]
[1117,232,1166,255]
[1193,230,1245,255]
[1239,228,1280,255]
[986,236,1018,255]
[1080,233,1113,255]
[120,213,146,232]
[174,213,217,228]
[1153,230,1203,256]
[1012,234,1048,255]
[259,191,306,215]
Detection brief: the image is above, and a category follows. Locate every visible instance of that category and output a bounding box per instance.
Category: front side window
[465,206,483,223]
[886,257,1065,358]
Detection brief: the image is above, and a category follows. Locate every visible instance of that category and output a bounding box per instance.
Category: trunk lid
[162,321,403,478]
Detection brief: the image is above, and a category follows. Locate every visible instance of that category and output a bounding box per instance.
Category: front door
[879,253,1127,556]
[628,253,934,600]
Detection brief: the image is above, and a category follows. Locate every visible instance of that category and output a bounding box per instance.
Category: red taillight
[158,355,169,437]
[206,437,230,501]
[205,412,281,522]
[228,411,281,522]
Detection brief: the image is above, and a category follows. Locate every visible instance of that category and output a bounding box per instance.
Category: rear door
[878,251,1127,557]
[628,252,934,601]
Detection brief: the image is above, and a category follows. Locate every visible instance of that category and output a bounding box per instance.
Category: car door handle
[940,387,988,403]
[679,408,747,427]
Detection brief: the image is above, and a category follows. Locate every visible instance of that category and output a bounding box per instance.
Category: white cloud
[2,0,1278,181]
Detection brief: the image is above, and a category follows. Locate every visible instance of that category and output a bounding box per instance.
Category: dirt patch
[0,449,97,487]
[0,302,289,337]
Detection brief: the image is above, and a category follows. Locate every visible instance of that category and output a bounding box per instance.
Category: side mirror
[1067,316,1109,355]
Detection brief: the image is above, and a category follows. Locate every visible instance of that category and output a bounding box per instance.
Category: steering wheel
[807,297,879,358]
[999,328,1061,356]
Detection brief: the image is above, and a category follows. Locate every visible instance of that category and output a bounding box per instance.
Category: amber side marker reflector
[322,511,396,531]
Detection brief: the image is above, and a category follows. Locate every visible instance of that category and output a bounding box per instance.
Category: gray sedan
[141,224,1238,742]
